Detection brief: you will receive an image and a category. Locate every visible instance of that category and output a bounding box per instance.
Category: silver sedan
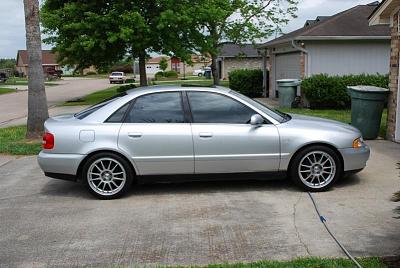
[38,86,370,199]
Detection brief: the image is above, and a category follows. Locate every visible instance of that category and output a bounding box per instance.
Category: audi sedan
[38,86,370,199]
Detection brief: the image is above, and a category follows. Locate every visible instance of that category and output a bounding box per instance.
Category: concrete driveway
[0,78,110,127]
[0,140,399,267]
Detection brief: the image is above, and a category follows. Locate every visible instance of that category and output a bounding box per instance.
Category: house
[16,50,61,77]
[259,2,391,98]
[146,55,211,76]
[369,0,400,142]
[217,43,264,80]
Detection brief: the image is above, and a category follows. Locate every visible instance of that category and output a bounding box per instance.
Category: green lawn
[0,125,41,155]
[201,257,386,268]
[0,88,16,95]
[63,85,121,106]
[279,107,388,138]
[4,77,59,86]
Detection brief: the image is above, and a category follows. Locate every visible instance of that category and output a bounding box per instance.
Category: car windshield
[230,90,291,123]
[111,72,123,76]
[74,92,127,119]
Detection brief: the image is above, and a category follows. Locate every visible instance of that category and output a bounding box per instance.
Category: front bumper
[37,151,86,176]
[338,145,370,171]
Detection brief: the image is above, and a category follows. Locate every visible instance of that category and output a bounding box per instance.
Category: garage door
[275,52,301,97]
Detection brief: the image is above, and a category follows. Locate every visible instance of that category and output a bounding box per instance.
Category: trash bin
[277,79,301,108]
[347,85,389,139]
[204,70,212,79]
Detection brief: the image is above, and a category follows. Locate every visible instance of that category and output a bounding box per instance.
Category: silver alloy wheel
[87,157,127,196]
[298,151,336,189]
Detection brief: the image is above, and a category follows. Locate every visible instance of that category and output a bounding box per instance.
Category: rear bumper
[338,146,370,171]
[37,151,85,176]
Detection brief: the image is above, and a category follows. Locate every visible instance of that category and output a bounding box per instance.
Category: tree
[41,1,194,87]
[159,57,168,72]
[23,0,49,138]
[178,0,298,85]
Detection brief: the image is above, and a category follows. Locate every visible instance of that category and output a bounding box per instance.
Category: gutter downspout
[291,40,309,103]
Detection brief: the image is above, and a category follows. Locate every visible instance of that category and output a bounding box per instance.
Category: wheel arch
[76,149,138,181]
[287,142,344,174]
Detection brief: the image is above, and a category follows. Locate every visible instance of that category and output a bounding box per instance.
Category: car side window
[125,92,185,123]
[187,92,256,124]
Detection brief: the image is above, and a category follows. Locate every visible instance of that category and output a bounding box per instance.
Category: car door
[118,91,194,175]
[186,91,280,174]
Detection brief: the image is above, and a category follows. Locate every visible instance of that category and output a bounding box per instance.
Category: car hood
[285,114,361,135]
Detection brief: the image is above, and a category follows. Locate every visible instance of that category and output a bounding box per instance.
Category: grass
[279,107,388,138]
[0,125,41,155]
[63,85,121,106]
[4,77,59,86]
[0,88,16,95]
[200,257,387,268]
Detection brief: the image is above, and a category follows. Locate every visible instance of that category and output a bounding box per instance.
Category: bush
[302,73,389,108]
[86,71,97,75]
[229,69,263,97]
[164,70,178,78]
[117,84,136,93]
[155,71,165,80]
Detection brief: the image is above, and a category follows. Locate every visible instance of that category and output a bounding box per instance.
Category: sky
[0,0,379,59]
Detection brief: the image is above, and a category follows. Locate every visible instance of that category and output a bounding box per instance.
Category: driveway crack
[293,194,311,256]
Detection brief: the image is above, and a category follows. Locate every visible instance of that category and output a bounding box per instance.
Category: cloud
[0,0,380,59]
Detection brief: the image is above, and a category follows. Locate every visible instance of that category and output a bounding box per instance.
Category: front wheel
[198,73,203,77]
[82,152,134,199]
[289,146,343,192]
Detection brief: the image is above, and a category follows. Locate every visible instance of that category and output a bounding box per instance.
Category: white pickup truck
[109,72,126,84]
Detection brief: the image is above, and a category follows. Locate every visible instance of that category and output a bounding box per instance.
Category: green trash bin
[277,79,301,108]
[204,70,212,79]
[347,85,389,140]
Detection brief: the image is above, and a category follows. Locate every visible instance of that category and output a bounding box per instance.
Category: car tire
[198,73,203,77]
[289,145,343,192]
[82,152,134,199]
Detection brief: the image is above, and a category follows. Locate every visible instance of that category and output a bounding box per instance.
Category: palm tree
[23,0,49,139]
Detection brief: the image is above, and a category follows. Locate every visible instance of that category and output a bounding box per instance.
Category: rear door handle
[128,132,142,138]
[199,132,213,138]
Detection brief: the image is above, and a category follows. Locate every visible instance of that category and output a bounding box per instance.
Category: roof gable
[262,4,390,47]
[16,50,58,66]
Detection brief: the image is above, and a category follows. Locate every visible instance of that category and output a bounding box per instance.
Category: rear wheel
[290,146,342,192]
[82,152,134,199]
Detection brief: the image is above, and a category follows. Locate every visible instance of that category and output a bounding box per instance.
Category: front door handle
[128,132,142,138]
[199,132,213,138]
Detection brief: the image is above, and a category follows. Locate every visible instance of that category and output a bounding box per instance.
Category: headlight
[352,137,365,148]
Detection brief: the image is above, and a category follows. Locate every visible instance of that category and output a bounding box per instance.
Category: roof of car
[126,85,231,95]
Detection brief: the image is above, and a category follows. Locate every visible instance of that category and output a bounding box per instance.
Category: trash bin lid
[347,85,389,93]
[276,79,301,86]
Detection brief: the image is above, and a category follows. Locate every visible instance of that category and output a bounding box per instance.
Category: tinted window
[106,102,130,123]
[188,92,255,124]
[126,92,184,123]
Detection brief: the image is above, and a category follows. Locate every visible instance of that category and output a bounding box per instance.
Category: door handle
[128,132,142,138]
[199,132,213,138]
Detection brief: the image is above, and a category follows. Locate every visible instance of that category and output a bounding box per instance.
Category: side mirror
[250,114,264,126]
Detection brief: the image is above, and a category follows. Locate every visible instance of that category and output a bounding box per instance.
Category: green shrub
[229,69,263,97]
[302,73,389,108]
[85,71,97,75]
[164,70,178,78]
[155,71,165,80]
[117,84,136,93]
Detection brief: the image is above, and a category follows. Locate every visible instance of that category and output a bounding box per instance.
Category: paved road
[0,78,110,127]
[0,140,399,267]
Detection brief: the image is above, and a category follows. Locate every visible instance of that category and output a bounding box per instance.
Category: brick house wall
[387,11,399,141]
[220,57,263,80]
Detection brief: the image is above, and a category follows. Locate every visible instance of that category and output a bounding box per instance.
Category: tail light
[42,132,54,149]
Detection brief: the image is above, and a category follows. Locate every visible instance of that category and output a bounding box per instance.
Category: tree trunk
[210,54,219,86]
[138,50,147,86]
[23,0,49,139]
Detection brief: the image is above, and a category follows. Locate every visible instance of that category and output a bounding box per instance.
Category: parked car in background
[109,72,126,84]
[0,73,7,83]
[193,67,211,77]
[38,86,370,199]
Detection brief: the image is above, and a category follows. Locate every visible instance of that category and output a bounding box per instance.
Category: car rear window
[111,72,123,76]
